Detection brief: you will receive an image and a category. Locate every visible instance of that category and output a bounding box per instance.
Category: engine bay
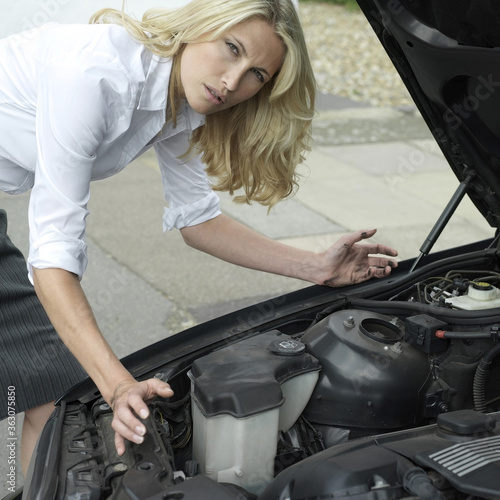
[36,266,500,500]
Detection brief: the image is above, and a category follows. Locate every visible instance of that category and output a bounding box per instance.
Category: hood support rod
[409,170,475,273]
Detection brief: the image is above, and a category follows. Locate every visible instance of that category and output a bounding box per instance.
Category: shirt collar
[137,54,171,111]
[137,54,205,130]
[179,100,206,130]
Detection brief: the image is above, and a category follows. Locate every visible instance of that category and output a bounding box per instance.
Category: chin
[187,100,217,116]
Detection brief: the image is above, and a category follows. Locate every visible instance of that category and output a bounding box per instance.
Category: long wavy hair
[91,0,316,207]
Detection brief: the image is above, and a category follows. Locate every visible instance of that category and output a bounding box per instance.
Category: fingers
[366,255,398,276]
[111,391,148,443]
[345,230,397,255]
[110,378,174,455]
[112,409,145,454]
[380,246,399,258]
[114,431,126,456]
[367,255,398,269]
[358,228,378,240]
[369,264,395,279]
[339,228,377,246]
[146,377,175,400]
[364,256,399,280]
[352,229,398,259]
[366,243,398,258]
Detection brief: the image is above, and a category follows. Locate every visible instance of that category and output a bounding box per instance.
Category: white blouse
[0,22,221,280]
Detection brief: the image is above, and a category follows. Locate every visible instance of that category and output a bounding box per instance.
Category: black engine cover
[260,410,500,500]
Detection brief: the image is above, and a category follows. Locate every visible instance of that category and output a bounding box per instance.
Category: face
[179,18,285,115]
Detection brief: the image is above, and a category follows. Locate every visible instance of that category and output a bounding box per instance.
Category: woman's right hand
[109,378,174,455]
[31,268,174,456]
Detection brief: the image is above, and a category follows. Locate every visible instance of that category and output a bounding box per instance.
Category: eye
[226,42,238,55]
[252,68,264,83]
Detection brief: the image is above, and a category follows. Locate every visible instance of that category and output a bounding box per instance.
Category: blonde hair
[91,0,316,207]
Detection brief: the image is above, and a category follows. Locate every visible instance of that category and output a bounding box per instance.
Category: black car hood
[358,0,500,229]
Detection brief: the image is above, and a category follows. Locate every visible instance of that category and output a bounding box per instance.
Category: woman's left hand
[316,228,398,287]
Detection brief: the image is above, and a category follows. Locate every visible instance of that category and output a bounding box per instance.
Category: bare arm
[32,268,173,455]
[30,213,395,455]
[181,214,398,286]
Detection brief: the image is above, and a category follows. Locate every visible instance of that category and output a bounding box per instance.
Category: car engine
[29,268,500,500]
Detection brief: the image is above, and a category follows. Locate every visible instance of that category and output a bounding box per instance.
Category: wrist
[296,250,327,285]
[108,379,135,408]
[95,363,136,405]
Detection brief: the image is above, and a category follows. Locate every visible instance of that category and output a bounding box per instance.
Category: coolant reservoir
[302,310,431,430]
[445,282,500,310]
[189,330,320,495]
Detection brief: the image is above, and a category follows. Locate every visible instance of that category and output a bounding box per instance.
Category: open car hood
[358,0,500,232]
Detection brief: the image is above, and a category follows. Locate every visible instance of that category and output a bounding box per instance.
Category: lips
[204,85,226,106]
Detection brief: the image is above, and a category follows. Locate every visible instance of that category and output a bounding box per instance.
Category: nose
[222,67,245,92]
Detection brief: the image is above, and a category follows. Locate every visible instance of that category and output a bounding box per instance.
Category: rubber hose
[437,330,492,340]
[473,343,500,412]
[403,467,445,500]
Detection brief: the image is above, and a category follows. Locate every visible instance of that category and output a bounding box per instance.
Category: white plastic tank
[446,282,500,310]
[188,331,320,495]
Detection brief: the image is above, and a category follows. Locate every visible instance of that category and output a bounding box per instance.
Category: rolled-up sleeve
[27,54,128,280]
[155,132,221,231]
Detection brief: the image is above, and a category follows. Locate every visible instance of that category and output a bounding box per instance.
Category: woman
[0,0,398,472]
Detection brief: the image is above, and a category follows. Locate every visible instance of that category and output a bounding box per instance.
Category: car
[5,0,500,498]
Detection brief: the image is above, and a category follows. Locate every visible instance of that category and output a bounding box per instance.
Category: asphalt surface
[0,2,494,496]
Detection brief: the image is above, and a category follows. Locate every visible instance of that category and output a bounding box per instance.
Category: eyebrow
[233,36,272,79]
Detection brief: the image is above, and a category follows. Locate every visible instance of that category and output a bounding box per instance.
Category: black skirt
[0,209,87,419]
